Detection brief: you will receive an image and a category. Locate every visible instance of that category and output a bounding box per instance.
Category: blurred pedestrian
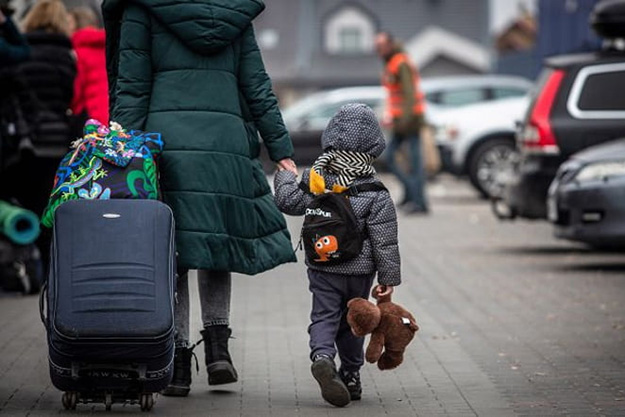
[274,103,401,408]
[103,0,297,397]
[0,0,75,267]
[70,7,108,123]
[17,0,76,157]
[375,32,429,214]
[63,0,102,26]
[0,1,30,170]
[0,4,29,65]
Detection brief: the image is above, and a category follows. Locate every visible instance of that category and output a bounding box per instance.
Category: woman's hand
[0,10,6,25]
[277,158,297,175]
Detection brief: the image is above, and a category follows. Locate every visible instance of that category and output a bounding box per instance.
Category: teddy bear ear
[347,297,365,307]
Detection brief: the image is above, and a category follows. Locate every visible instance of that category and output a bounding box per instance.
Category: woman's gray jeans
[174,270,231,347]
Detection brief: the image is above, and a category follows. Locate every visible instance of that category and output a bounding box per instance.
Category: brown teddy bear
[346,286,419,370]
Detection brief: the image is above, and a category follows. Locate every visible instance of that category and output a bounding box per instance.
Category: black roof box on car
[591,0,625,40]
[545,51,624,69]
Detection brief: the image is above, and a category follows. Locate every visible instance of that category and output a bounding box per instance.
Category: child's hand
[373,284,394,299]
[277,158,297,175]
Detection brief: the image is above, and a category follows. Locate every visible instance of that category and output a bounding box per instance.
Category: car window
[282,94,328,123]
[492,87,527,100]
[305,102,347,130]
[425,92,441,104]
[305,98,382,130]
[577,70,625,111]
[308,103,344,120]
[567,63,625,119]
[438,89,486,107]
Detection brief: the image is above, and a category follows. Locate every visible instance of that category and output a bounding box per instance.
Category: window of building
[339,27,363,54]
[325,6,375,55]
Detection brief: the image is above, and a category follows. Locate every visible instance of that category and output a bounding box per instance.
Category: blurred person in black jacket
[0,0,76,269]
[0,0,29,171]
[17,0,76,159]
[0,2,30,65]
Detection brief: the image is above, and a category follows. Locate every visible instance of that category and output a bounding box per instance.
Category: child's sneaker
[339,369,362,401]
[311,354,351,407]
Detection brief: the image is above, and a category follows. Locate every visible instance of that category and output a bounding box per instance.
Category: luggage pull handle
[39,281,48,330]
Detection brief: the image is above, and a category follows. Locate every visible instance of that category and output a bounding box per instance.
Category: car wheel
[468,138,518,199]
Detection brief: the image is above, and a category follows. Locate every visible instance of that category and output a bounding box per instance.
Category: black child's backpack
[299,181,387,266]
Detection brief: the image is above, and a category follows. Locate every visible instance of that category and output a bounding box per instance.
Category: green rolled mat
[0,200,40,245]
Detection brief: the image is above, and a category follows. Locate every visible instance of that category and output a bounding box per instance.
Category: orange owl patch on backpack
[314,235,338,262]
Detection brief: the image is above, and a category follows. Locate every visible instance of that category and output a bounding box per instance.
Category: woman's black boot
[161,346,192,396]
[201,326,238,385]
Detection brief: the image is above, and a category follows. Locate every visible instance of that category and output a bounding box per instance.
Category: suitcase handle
[39,281,48,330]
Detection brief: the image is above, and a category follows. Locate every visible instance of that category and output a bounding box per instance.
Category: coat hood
[72,27,106,48]
[102,0,265,55]
[321,103,386,158]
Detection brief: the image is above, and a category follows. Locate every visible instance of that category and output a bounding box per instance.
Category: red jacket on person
[71,27,109,124]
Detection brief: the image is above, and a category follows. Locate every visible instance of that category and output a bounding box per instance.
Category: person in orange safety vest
[376,32,429,214]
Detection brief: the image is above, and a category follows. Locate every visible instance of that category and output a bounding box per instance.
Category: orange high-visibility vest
[382,52,425,118]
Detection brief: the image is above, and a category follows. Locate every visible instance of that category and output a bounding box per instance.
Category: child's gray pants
[307,268,375,372]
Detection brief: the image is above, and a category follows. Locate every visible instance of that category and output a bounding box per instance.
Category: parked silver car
[279,76,532,198]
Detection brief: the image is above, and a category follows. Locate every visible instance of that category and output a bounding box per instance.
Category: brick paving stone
[1,175,624,416]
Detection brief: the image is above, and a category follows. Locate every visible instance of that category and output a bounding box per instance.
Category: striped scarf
[309,149,376,194]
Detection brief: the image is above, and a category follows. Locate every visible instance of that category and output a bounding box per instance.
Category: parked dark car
[547,139,625,247]
[281,87,385,167]
[495,1,625,220]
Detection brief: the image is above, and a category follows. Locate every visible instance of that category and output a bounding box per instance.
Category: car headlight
[574,161,625,182]
[555,160,582,182]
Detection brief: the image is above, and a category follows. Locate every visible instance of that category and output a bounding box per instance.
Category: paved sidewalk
[1,175,624,416]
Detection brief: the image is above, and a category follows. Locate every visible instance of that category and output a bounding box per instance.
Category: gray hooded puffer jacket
[274,104,401,286]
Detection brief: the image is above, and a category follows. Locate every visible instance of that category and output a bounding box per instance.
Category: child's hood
[321,103,386,158]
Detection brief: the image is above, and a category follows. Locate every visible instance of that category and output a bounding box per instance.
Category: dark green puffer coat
[102,0,296,274]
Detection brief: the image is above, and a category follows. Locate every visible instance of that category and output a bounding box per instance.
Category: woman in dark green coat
[103,0,297,396]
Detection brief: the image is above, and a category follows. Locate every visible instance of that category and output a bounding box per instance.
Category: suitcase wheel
[61,391,78,410]
[139,393,154,412]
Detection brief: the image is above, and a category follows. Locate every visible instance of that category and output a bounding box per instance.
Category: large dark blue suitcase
[41,199,176,411]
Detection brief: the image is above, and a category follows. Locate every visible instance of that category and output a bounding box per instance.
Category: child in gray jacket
[274,103,401,407]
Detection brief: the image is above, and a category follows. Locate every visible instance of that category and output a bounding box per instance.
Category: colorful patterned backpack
[41,120,164,228]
